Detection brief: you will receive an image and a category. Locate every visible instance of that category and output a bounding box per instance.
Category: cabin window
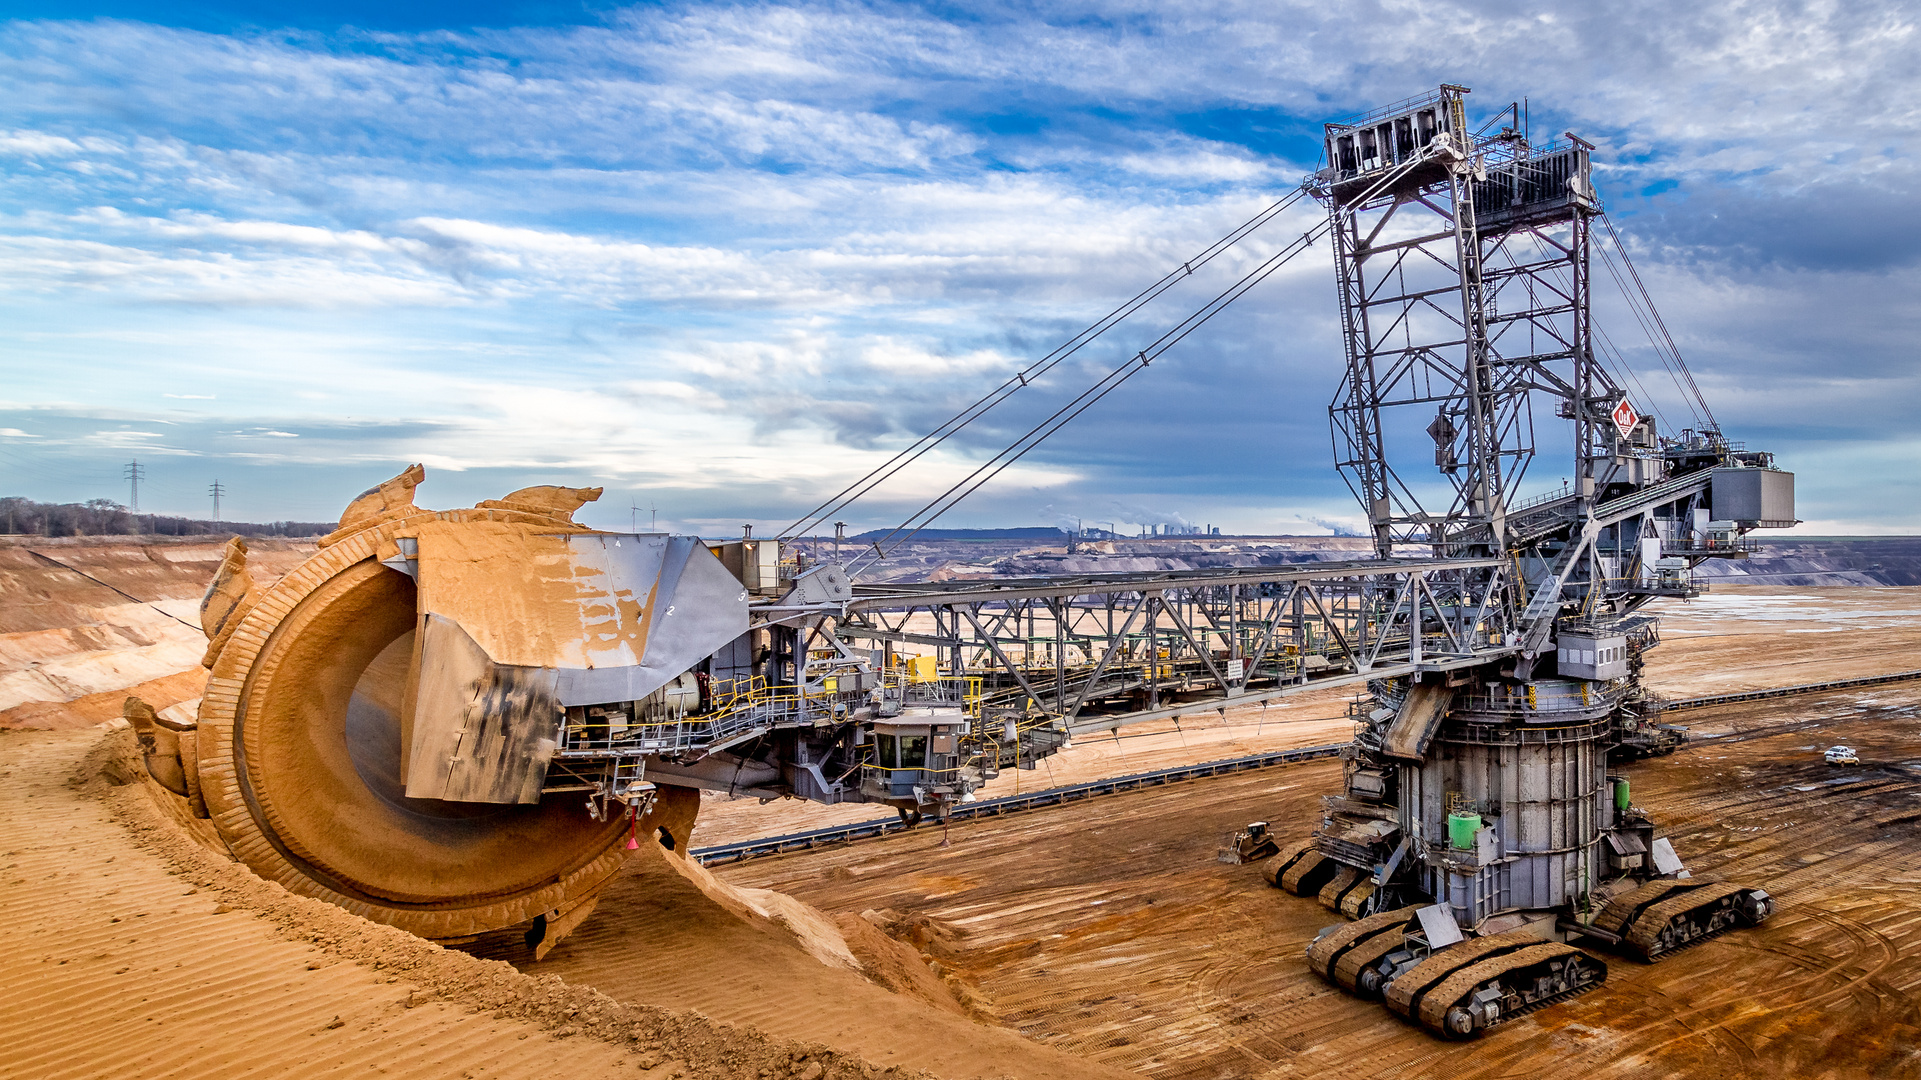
[899,735,927,768]
[875,733,897,768]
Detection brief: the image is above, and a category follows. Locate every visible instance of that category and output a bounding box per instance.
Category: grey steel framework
[612,87,1791,895]
[834,556,1515,734]
[597,85,1794,1040]
[1318,86,1617,560]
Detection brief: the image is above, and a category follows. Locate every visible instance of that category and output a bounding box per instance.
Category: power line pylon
[124,459,145,513]
[209,480,225,523]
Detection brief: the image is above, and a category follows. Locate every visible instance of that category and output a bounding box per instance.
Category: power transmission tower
[124,459,145,512]
[209,480,225,523]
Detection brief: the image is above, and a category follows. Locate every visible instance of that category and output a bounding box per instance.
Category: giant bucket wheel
[194,482,698,941]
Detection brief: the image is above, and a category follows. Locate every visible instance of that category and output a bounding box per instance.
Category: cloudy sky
[1,0,1916,536]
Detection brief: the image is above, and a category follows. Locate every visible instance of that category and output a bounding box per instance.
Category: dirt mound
[479,807,1133,1080]
[833,912,972,1017]
[11,725,919,1080]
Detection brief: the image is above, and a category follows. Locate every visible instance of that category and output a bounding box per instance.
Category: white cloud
[0,3,1914,530]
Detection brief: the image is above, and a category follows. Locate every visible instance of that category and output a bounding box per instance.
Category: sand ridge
[0,726,917,1080]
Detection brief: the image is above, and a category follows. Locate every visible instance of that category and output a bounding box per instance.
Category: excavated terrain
[5,536,1921,1079]
[720,683,1921,1078]
[0,535,316,730]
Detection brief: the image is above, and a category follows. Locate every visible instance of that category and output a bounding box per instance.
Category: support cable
[1539,253,1679,432]
[1595,241,1703,428]
[778,187,1314,542]
[847,149,1446,572]
[1599,215,1717,429]
[1594,324,1675,432]
[848,221,1326,572]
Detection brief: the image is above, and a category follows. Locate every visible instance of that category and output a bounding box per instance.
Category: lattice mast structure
[1315,85,1620,564]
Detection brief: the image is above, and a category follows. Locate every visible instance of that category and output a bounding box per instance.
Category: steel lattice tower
[1310,86,1628,561]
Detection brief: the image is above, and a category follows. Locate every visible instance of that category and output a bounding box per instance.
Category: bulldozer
[1217,821,1280,864]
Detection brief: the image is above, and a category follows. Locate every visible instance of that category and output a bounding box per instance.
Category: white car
[1824,745,1860,765]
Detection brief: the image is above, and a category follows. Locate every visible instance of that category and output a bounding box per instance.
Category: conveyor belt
[691,742,1345,865]
[1659,669,1921,712]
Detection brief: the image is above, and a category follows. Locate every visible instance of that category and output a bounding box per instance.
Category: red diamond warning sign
[1611,398,1639,440]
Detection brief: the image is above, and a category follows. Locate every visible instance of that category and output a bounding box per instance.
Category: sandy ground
[1,726,972,1080]
[6,535,1921,1080]
[719,684,1921,1079]
[1642,587,1921,694]
[0,728,888,1080]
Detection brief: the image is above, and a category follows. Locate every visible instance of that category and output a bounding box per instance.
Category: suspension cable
[846,149,1443,572]
[1594,323,1676,432]
[1595,239,1704,428]
[778,186,1315,541]
[847,221,1333,572]
[1535,248,1681,432]
[1599,215,1717,429]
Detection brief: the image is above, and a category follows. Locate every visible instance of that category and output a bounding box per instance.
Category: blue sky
[1,1,1916,536]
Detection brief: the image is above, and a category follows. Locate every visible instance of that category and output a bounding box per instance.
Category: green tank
[1447,811,1481,850]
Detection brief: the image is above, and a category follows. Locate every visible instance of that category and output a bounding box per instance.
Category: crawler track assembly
[1593,878,1774,960]
[1306,905,1422,997]
[1381,930,1607,1038]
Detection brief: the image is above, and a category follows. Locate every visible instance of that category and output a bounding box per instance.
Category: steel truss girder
[821,557,1517,737]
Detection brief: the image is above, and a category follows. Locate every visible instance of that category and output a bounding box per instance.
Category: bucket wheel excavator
[134,464,1014,955]
[122,85,1790,1017]
[134,470,726,951]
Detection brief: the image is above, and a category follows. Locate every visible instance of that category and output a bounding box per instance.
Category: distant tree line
[0,497,335,538]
